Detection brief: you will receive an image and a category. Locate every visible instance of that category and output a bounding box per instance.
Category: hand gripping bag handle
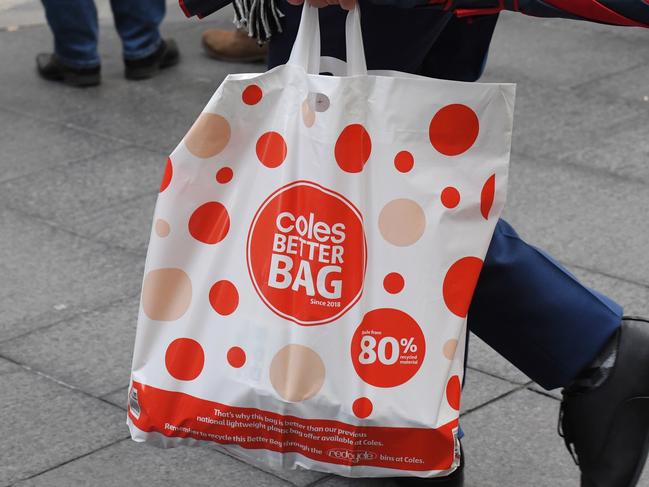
[288,2,368,76]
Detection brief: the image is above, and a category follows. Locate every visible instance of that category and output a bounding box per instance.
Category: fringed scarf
[232,0,285,42]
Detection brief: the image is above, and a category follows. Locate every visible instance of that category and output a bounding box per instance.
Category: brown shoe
[201,29,268,63]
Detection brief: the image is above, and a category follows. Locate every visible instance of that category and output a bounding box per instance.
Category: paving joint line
[3,203,146,259]
[465,365,528,387]
[565,261,649,290]
[461,381,533,417]
[0,291,140,346]
[526,386,561,402]
[0,352,129,412]
[8,436,131,485]
[304,474,335,486]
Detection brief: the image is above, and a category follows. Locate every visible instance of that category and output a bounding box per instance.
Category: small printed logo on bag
[128,387,141,419]
[327,448,377,464]
[247,181,366,325]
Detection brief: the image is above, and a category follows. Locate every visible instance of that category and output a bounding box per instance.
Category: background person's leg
[468,219,623,391]
[110,0,165,60]
[40,0,100,68]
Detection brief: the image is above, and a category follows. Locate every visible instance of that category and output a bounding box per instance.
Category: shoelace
[558,391,580,466]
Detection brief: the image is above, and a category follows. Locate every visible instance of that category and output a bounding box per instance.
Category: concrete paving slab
[0,108,124,183]
[0,208,142,342]
[101,386,128,409]
[467,334,530,385]
[73,193,157,253]
[556,120,649,185]
[14,438,292,487]
[0,146,165,233]
[461,389,578,487]
[484,12,649,89]
[502,153,649,287]
[461,368,521,414]
[315,476,397,487]
[579,63,649,105]
[0,357,128,486]
[0,296,139,397]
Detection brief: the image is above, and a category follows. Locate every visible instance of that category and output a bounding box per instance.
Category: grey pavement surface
[1,1,648,486]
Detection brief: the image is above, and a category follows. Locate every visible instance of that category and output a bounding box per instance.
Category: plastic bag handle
[288,2,368,77]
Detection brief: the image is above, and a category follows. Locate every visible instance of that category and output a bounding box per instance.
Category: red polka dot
[443,257,484,318]
[352,397,373,419]
[216,167,233,184]
[165,338,204,381]
[209,280,239,316]
[256,132,287,168]
[394,151,414,173]
[441,186,461,209]
[429,104,479,156]
[242,84,263,105]
[188,201,230,244]
[383,272,405,294]
[160,158,172,192]
[227,346,246,368]
[446,375,462,410]
[335,124,372,173]
[481,174,496,220]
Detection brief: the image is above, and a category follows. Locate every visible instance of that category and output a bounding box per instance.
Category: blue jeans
[41,0,166,68]
[271,1,624,391]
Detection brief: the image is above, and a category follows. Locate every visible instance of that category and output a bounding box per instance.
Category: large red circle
[429,104,479,156]
[335,124,372,173]
[351,308,426,388]
[188,201,230,244]
[352,397,373,419]
[247,181,366,326]
[443,257,484,318]
[165,338,204,381]
[256,131,287,168]
[446,375,462,410]
[441,187,461,209]
[209,280,239,316]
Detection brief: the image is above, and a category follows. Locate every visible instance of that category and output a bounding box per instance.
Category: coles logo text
[247,181,366,325]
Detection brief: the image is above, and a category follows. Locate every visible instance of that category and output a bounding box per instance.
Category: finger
[339,0,356,10]
[308,0,331,6]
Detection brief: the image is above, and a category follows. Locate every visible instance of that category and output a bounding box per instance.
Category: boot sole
[630,399,649,487]
[125,51,180,80]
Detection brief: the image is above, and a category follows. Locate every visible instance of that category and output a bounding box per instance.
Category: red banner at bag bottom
[128,381,458,472]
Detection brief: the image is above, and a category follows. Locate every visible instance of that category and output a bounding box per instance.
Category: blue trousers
[270,1,623,390]
[41,0,166,68]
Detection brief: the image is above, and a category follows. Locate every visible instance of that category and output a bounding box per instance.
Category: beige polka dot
[270,344,325,402]
[155,219,170,237]
[378,199,426,246]
[184,113,231,158]
[301,100,315,128]
[443,339,458,360]
[142,268,192,321]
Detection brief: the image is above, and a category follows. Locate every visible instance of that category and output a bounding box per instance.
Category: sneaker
[124,38,180,81]
[36,53,100,87]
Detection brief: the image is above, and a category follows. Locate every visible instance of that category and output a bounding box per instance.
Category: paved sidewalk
[0,2,648,486]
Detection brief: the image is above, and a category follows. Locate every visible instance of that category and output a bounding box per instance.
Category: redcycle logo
[247,181,366,325]
[327,448,377,464]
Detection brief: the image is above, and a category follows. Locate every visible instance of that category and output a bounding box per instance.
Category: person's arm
[287,0,649,27]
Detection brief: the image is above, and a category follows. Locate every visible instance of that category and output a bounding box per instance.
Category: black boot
[392,444,464,487]
[36,53,101,87]
[559,317,649,487]
[124,38,180,80]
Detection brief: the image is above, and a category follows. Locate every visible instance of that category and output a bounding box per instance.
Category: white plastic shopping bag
[128,4,515,478]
